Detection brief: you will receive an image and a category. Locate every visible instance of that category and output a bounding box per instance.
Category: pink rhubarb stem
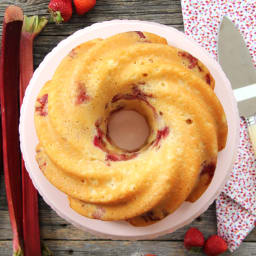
[20,15,47,256]
[0,5,24,256]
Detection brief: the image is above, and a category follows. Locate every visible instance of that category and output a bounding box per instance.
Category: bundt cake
[34,31,228,226]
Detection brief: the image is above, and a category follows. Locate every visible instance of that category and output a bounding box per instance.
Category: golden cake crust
[34,31,227,225]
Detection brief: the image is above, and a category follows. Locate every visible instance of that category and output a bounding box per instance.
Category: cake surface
[34,31,228,226]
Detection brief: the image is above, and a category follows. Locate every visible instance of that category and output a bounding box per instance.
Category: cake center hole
[107,110,150,152]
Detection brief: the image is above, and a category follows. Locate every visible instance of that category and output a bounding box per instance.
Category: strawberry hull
[48,0,72,23]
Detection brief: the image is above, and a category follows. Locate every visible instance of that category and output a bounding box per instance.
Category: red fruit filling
[106,153,137,162]
[205,73,211,85]
[178,51,212,86]
[152,126,170,148]
[93,122,106,150]
[132,86,153,98]
[111,86,152,103]
[136,31,146,39]
[201,162,216,178]
[111,86,157,117]
[93,120,138,162]
[134,31,151,43]
[75,82,90,105]
[92,206,106,219]
[38,161,47,171]
[36,94,48,116]
[200,162,216,185]
[68,48,77,58]
[178,51,199,69]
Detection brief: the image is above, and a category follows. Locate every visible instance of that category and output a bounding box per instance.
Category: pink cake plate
[19,20,240,240]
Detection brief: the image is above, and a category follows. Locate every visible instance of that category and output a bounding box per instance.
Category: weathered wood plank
[0,0,183,17]
[0,0,183,37]
[0,0,184,68]
[1,240,256,256]
[0,0,184,84]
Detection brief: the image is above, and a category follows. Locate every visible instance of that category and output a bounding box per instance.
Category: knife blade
[218,16,256,156]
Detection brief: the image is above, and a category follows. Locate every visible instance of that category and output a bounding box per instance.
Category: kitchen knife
[218,16,256,156]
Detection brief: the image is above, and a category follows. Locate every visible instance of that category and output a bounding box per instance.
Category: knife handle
[246,115,256,158]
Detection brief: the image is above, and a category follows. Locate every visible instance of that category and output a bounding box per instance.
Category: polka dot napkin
[181,0,256,252]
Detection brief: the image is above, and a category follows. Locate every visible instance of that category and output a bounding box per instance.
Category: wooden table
[0,1,255,255]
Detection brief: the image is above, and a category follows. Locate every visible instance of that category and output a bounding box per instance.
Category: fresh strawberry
[74,0,96,15]
[48,0,72,23]
[204,235,228,256]
[184,227,204,252]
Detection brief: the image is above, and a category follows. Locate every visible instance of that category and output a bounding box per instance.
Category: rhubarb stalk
[0,63,3,173]
[19,15,48,256]
[0,6,24,256]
